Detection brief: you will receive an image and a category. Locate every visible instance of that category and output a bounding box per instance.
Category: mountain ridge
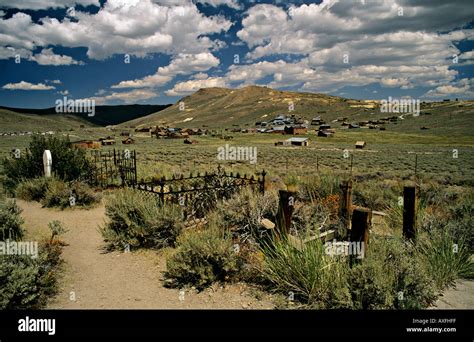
[0,104,171,126]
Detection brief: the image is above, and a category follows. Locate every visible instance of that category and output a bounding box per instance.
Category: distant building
[100,138,116,146]
[285,126,307,135]
[122,137,135,144]
[355,141,366,149]
[72,140,101,149]
[286,137,310,146]
[318,130,333,137]
[267,126,286,134]
[184,138,198,144]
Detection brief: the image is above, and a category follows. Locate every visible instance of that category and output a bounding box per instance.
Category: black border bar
[0,309,472,338]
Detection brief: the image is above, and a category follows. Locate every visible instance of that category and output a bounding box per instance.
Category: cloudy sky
[0,0,472,108]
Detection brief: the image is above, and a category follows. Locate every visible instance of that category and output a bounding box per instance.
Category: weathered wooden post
[339,179,353,230]
[159,177,165,204]
[403,185,419,240]
[350,207,371,266]
[260,169,266,194]
[276,190,295,238]
[133,150,137,185]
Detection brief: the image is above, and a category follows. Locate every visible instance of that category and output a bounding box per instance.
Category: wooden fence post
[159,178,165,204]
[276,190,295,238]
[350,207,371,266]
[339,179,353,230]
[259,169,266,194]
[403,185,419,240]
[133,150,137,185]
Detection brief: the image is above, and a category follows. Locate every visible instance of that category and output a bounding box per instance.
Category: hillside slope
[121,85,369,128]
[0,108,93,132]
[0,104,171,126]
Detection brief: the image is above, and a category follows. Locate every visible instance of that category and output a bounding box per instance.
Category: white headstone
[43,150,52,178]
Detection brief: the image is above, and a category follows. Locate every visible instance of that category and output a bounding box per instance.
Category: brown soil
[16,199,274,309]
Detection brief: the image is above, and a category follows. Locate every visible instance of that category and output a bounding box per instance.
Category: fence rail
[133,168,266,202]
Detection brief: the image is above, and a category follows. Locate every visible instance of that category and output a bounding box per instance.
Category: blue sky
[0,0,472,108]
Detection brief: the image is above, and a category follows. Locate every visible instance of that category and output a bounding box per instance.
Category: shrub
[2,135,92,192]
[349,237,436,309]
[0,199,24,241]
[100,188,183,250]
[164,226,239,289]
[0,242,63,309]
[15,178,50,202]
[41,179,100,209]
[42,179,70,208]
[261,236,352,308]
[0,220,65,309]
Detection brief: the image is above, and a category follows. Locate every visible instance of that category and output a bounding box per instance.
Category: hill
[121,85,359,128]
[121,85,474,136]
[0,108,93,132]
[0,104,171,126]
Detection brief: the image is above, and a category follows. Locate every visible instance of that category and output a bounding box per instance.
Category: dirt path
[431,280,474,309]
[16,199,274,309]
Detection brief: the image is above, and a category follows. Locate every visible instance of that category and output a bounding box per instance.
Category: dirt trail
[16,199,273,309]
[431,280,474,309]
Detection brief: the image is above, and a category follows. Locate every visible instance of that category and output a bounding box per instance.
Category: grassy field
[1,127,472,188]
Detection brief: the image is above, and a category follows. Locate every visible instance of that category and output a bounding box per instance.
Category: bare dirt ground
[431,280,474,309]
[16,199,274,309]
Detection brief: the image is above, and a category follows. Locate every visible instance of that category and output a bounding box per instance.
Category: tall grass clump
[261,236,352,308]
[100,188,184,250]
[418,230,473,289]
[298,174,341,203]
